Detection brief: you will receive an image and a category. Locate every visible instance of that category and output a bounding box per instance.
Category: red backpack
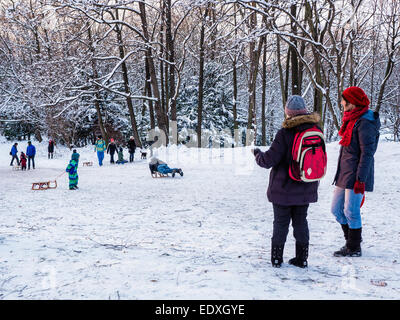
[289,126,327,182]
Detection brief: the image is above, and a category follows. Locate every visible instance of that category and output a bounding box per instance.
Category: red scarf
[338,106,369,146]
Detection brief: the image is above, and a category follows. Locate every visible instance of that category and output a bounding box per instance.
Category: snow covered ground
[0,136,399,300]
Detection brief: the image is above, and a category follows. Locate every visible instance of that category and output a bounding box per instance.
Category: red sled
[289,126,327,183]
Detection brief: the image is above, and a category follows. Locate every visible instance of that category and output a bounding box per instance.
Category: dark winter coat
[255,113,321,206]
[48,141,54,153]
[333,110,380,192]
[107,143,118,155]
[26,145,36,157]
[128,139,136,153]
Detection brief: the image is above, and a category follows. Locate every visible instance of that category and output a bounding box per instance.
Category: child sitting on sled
[66,150,79,190]
[116,147,128,164]
[149,157,183,177]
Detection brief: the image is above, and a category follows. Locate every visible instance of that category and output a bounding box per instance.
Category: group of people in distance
[94,135,137,166]
[65,136,136,191]
[65,135,184,190]
[10,139,56,171]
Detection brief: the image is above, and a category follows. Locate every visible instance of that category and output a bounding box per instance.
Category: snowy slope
[0,137,399,299]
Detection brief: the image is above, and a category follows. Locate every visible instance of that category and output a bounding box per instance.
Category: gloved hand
[251,148,261,156]
[353,180,365,194]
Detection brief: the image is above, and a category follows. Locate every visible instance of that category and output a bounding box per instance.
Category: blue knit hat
[285,95,307,117]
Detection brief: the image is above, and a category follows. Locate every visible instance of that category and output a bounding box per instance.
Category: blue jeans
[28,155,35,169]
[157,164,179,174]
[97,151,104,166]
[331,187,363,229]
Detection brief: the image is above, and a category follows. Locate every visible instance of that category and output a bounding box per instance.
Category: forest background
[0,0,398,148]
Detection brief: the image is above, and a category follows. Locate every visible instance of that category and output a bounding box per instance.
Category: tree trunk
[145,56,156,129]
[233,57,238,131]
[166,0,177,143]
[88,27,108,143]
[197,6,209,148]
[115,11,142,148]
[375,29,396,113]
[261,38,267,146]
[290,4,300,95]
[247,5,265,139]
[277,35,286,109]
[139,1,169,145]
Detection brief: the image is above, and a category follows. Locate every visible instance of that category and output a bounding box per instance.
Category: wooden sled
[12,165,21,171]
[82,161,93,167]
[151,172,169,178]
[32,180,57,190]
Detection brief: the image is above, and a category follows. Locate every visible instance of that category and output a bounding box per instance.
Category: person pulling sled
[66,150,80,190]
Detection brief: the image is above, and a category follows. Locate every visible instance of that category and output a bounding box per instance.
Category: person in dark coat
[10,143,20,166]
[127,136,136,163]
[106,138,118,164]
[48,139,55,159]
[331,86,380,257]
[26,141,36,170]
[252,95,321,268]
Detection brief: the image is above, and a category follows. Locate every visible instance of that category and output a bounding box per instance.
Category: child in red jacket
[20,152,27,170]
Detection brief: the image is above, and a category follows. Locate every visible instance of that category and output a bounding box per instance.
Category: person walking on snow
[331,86,380,257]
[26,141,36,170]
[94,136,106,166]
[252,95,321,268]
[10,143,20,166]
[127,136,136,163]
[66,150,80,190]
[48,139,55,159]
[107,138,118,164]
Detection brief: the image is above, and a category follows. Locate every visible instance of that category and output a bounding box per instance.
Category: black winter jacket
[107,143,118,155]
[333,110,380,192]
[255,113,321,206]
[128,139,136,153]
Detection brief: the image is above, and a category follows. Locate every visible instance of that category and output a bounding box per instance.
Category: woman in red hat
[106,138,118,164]
[331,86,380,257]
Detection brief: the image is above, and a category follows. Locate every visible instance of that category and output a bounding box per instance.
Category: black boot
[289,242,309,268]
[271,244,284,268]
[341,224,349,241]
[335,224,349,253]
[334,228,362,257]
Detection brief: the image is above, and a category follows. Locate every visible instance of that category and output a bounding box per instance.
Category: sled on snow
[82,161,93,167]
[151,169,183,178]
[31,180,58,190]
[151,172,169,178]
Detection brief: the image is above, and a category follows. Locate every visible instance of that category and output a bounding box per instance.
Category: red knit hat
[342,86,370,107]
